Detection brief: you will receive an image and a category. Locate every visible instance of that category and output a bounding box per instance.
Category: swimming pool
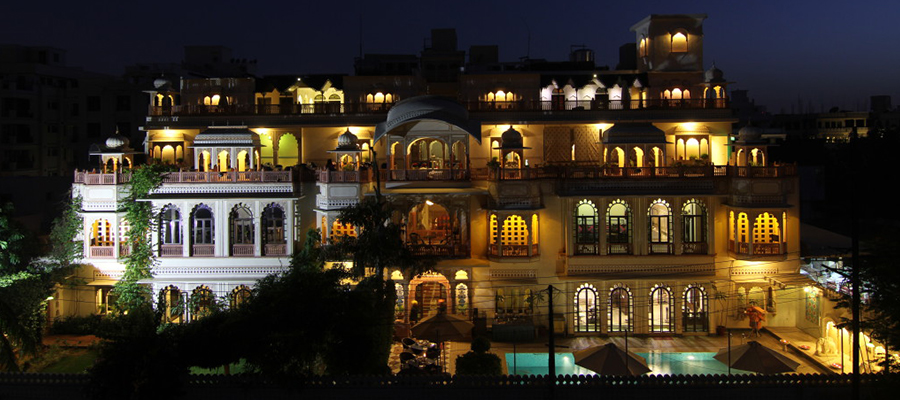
[504,352,753,375]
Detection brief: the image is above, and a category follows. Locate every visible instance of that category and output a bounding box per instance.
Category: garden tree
[0,201,79,371]
[88,305,188,400]
[115,164,171,312]
[455,336,502,375]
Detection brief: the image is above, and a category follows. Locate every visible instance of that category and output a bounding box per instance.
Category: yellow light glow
[425,200,434,206]
[680,122,698,131]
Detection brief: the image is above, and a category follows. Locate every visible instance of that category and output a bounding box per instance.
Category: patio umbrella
[714,340,800,374]
[573,343,651,376]
[411,312,473,342]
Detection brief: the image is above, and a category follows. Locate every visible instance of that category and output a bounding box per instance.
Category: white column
[182,202,191,257]
[219,201,228,257]
[285,200,294,256]
[254,200,262,256]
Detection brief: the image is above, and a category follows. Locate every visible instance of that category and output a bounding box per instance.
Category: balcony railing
[385,168,470,181]
[160,244,184,257]
[317,169,372,183]
[231,244,255,256]
[118,243,131,257]
[607,243,632,255]
[148,98,728,117]
[730,241,786,256]
[75,170,293,185]
[74,171,130,185]
[192,244,215,257]
[407,244,470,257]
[488,244,539,257]
[89,246,115,258]
[681,242,708,255]
[264,243,287,256]
[649,243,674,255]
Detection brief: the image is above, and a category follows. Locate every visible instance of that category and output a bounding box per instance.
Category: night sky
[4,0,899,113]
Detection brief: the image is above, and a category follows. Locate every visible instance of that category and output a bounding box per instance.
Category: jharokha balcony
[148,98,729,117]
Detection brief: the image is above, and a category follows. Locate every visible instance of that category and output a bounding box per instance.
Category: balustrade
[160,244,184,257]
[89,246,114,258]
[231,244,255,256]
[264,243,287,256]
[192,244,215,257]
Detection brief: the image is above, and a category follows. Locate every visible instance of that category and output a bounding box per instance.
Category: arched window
[91,219,113,247]
[671,32,688,52]
[648,199,673,254]
[230,205,254,255]
[191,205,214,256]
[574,283,599,332]
[190,285,215,320]
[608,284,633,332]
[683,284,708,332]
[639,37,648,57]
[682,200,708,254]
[607,200,632,254]
[456,283,468,316]
[160,285,183,323]
[574,200,599,255]
[649,284,674,333]
[753,212,782,255]
[262,204,286,256]
[160,205,181,245]
[230,285,252,309]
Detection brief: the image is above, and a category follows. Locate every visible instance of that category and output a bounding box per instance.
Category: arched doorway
[408,273,450,321]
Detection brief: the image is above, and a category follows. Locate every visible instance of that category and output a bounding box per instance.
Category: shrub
[49,314,104,335]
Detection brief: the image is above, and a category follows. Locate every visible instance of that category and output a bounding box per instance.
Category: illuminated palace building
[68,14,805,336]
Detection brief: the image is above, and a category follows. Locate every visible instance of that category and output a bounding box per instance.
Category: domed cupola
[334,129,360,151]
[90,126,138,172]
[704,63,725,83]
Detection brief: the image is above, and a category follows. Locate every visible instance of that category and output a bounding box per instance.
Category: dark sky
[5,0,899,113]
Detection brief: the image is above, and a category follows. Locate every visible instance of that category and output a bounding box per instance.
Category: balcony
[488,244,539,258]
[75,170,293,185]
[231,244,255,256]
[264,243,287,256]
[89,246,115,258]
[160,244,184,257]
[681,242,708,255]
[729,241,786,257]
[607,243,632,255]
[317,169,372,183]
[148,98,728,117]
[648,243,674,255]
[407,244,470,258]
[192,244,215,257]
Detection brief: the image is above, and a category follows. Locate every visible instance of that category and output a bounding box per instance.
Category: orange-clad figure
[746,306,766,337]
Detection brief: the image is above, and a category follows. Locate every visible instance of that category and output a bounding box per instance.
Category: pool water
[504,352,753,375]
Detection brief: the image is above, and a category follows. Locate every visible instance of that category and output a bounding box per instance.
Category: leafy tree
[455,337,502,375]
[0,202,76,371]
[115,164,170,312]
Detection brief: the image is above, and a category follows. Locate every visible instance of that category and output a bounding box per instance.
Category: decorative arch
[682,199,708,254]
[649,283,674,333]
[160,285,183,323]
[683,284,708,332]
[191,204,215,256]
[574,199,599,255]
[159,204,182,252]
[671,32,688,52]
[608,283,633,332]
[574,283,600,332]
[648,199,673,254]
[262,203,286,255]
[230,204,254,255]
[607,200,632,254]
[190,285,215,320]
[230,285,252,309]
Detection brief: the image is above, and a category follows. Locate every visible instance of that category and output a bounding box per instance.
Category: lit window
[671,32,687,52]
[575,283,599,332]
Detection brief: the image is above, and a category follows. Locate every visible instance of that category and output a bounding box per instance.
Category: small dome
[153,78,172,89]
[385,95,468,126]
[501,127,523,148]
[105,128,130,149]
[705,64,724,82]
[737,126,763,141]
[335,129,359,151]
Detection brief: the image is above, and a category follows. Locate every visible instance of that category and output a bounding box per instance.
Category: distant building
[0,45,147,176]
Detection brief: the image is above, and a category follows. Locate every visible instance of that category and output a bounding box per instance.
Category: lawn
[38,349,99,373]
